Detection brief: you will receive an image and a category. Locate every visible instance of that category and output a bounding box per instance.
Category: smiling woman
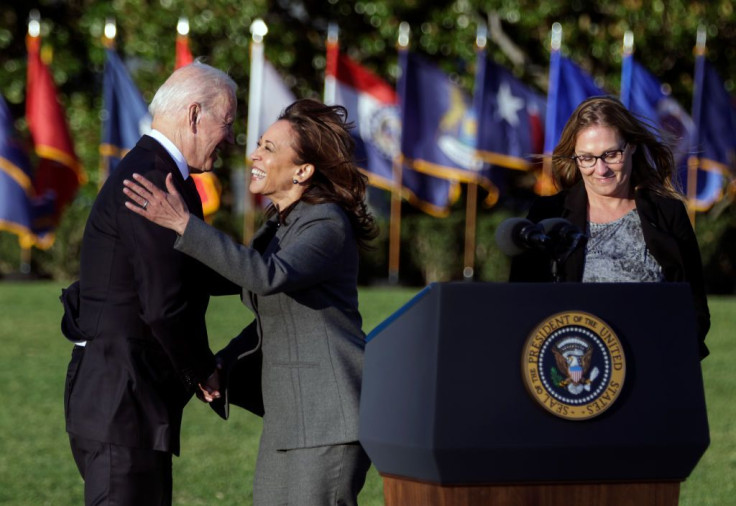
[248,120,311,209]
[122,98,378,506]
[572,126,635,221]
[508,96,711,360]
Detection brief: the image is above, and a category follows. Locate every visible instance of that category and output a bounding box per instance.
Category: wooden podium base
[382,475,680,506]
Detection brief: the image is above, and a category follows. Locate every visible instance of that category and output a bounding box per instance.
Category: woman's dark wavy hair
[276,98,378,248]
[552,95,683,200]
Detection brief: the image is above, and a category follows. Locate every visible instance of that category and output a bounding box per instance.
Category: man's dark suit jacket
[65,135,220,455]
[509,181,710,359]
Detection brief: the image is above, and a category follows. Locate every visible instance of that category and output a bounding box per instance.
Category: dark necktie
[183,176,204,219]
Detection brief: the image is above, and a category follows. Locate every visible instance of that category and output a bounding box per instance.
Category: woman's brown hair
[277,99,378,247]
[552,95,683,200]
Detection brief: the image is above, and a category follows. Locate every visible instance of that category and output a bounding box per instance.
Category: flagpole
[20,245,32,275]
[388,162,403,285]
[243,19,268,243]
[324,23,338,105]
[687,26,707,227]
[389,23,411,285]
[99,18,117,188]
[463,181,477,280]
[22,8,37,273]
[19,222,33,274]
[464,23,488,282]
[539,22,562,196]
[18,9,47,275]
[620,31,634,108]
[22,12,42,274]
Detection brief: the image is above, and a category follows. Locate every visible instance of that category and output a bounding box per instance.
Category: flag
[259,60,296,137]
[538,52,606,194]
[399,50,479,180]
[398,49,470,216]
[544,54,606,154]
[0,95,55,249]
[175,20,194,69]
[26,33,84,222]
[326,48,400,192]
[475,58,545,170]
[685,58,735,210]
[246,57,296,156]
[190,171,222,219]
[176,36,194,68]
[473,51,545,202]
[620,56,694,167]
[100,46,152,178]
[192,171,222,217]
[696,61,736,173]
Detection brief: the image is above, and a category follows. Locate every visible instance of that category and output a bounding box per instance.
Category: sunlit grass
[0,282,730,505]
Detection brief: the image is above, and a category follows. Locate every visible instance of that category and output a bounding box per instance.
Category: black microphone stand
[547,230,586,283]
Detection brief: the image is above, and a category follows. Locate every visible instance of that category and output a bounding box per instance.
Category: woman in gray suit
[123,99,377,505]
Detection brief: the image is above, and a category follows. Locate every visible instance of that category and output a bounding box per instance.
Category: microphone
[495,217,551,256]
[538,218,586,249]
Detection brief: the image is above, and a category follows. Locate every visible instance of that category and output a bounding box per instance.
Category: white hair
[149,61,236,118]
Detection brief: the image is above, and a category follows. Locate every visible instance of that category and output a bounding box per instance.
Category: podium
[359,282,709,506]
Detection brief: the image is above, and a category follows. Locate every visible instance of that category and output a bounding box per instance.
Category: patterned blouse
[582,209,665,283]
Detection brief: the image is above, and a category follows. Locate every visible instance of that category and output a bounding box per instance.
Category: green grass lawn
[0,281,733,505]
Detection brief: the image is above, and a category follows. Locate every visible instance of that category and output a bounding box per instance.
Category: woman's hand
[123,172,191,235]
[196,368,221,403]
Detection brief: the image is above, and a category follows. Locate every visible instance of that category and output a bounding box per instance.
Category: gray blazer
[174,200,365,450]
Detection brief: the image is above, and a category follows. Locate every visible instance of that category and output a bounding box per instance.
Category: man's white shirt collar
[148,129,190,180]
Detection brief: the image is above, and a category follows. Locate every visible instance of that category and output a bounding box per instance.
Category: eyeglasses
[571,143,628,169]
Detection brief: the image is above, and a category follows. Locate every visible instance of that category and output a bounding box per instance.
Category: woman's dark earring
[292,179,298,184]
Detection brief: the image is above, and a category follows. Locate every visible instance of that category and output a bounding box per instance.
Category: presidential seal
[522,311,626,421]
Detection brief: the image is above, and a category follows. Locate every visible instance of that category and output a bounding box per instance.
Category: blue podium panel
[360,282,708,484]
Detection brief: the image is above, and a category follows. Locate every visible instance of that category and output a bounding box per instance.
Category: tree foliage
[2,0,734,172]
[1,0,734,282]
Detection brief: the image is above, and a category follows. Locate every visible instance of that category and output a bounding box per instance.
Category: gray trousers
[253,440,371,506]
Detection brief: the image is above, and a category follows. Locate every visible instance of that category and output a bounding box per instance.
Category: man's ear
[188,103,201,133]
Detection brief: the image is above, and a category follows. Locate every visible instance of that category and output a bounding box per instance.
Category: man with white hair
[61,62,237,505]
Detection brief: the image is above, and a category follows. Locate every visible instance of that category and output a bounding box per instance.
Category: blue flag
[475,57,545,170]
[620,56,694,167]
[397,49,470,216]
[474,52,545,203]
[0,95,55,248]
[685,58,735,209]
[544,53,606,154]
[100,48,152,178]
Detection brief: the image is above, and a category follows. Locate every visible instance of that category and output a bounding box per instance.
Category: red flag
[26,34,84,221]
[175,35,193,69]
[192,172,221,221]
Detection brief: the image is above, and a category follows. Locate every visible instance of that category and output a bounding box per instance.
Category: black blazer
[65,136,225,455]
[510,181,710,359]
